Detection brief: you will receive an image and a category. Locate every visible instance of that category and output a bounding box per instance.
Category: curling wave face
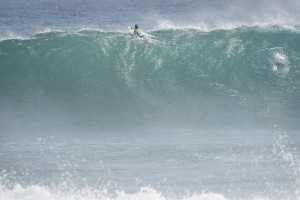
[0,27,300,130]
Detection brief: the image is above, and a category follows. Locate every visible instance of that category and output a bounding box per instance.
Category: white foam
[0,183,283,200]
[0,184,231,200]
[0,32,29,42]
[272,52,290,75]
[154,19,300,32]
[274,52,287,61]
[155,20,209,31]
[34,28,65,36]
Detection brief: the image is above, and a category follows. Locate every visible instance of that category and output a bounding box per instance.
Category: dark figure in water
[273,62,285,71]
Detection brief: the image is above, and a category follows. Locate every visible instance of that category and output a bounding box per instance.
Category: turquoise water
[1,28,300,129]
[1,0,300,199]
[1,27,300,200]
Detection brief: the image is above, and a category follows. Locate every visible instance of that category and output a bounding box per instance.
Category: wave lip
[154,20,300,32]
[2,23,300,42]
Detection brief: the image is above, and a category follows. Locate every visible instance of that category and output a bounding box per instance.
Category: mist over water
[1,1,300,200]
[1,0,300,37]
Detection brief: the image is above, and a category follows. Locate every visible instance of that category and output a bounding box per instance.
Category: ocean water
[1,0,300,200]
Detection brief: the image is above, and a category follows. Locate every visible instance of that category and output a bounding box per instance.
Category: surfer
[129,24,151,44]
[130,24,144,38]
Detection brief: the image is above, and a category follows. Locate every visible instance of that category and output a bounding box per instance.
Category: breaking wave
[0,27,300,130]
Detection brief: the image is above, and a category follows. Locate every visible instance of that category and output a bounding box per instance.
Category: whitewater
[1,0,300,200]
